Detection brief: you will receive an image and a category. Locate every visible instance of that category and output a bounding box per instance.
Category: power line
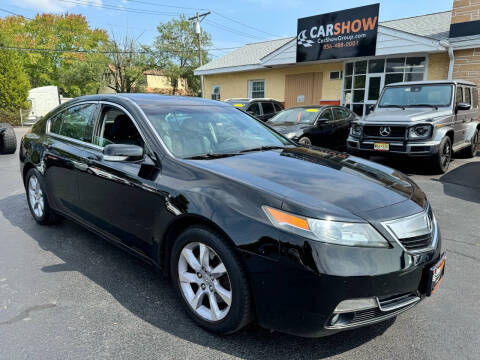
[0,45,240,54]
[0,7,33,20]
[204,19,263,40]
[124,0,208,12]
[211,10,279,38]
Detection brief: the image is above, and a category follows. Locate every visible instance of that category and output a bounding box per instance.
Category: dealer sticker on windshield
[234,104,244,107]
[306,109,319,112]
[374,142,389,151]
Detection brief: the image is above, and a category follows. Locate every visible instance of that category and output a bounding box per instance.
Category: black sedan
[267,106,356,149]
[20,94,445,337]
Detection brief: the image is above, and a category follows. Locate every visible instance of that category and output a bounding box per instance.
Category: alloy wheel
[441,141,451,170]
[178,242,232,322]
[299,137,312,145]
[28,175,44,218]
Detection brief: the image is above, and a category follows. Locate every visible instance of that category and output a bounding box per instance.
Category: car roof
[66,93,232,107]
[224,98,280,103]
[385,79,477,87]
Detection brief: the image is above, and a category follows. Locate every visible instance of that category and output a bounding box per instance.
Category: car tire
[463,129,478,158]
[25,168,61,225]
[170,226,253,335]
[431,136,452,174]
[298,136,312,146]
[0,123,17,155]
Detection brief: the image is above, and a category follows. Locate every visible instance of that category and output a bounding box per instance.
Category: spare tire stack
[0,123,17,154]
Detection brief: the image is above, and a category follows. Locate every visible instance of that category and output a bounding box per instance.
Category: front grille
[398,234,432,251]
[363,125,406,139]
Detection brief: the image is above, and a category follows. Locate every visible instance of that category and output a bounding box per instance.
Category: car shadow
[436,157,480,204]
[0,193,394,359]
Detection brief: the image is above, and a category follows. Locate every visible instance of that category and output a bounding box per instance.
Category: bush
[0,109,21,126]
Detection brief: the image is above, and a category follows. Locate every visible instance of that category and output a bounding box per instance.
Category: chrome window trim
[46,101,103,152]
[381,206,438,254]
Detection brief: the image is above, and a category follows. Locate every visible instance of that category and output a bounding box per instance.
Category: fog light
[330,313,340,325]
[334,298,377,313]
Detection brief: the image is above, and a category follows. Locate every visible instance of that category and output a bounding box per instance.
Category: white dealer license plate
[374,142,389,151]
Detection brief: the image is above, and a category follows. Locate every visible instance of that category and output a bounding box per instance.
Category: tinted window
[341,108,352,119]
[94,106,144,148]
[332,108,344,120]
[473,88,479,108]
[141,105,290,158]
[49,103,96,143]
[274,103,283,112]
[246,103,261,116]
[261,102,275,114]
[320,108,334,121]
[456,86,463,104]
[465,87,471,105]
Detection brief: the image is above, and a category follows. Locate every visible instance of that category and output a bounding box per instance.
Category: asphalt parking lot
[1,128,479,360]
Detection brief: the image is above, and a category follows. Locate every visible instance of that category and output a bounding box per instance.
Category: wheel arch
[159,214,238,277]
[22,162,35,187]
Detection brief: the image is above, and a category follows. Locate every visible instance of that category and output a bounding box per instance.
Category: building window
[211,85,220,101]
[343,56,426,116]
[330,71,343,80]
[248,80,265,98]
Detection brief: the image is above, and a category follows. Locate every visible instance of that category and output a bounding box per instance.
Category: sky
[2,0,455,59]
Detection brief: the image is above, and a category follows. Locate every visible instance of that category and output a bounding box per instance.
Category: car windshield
[378,84,453,108]
[268,108,319,125]
[140,105,291,158]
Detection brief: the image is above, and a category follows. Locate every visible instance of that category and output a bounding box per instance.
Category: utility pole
[189,11,210,98]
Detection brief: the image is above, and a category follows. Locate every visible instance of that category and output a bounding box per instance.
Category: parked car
[20,94,444,337]
[224,98,283,121]
[0,123,16,154]
[267,105,356,149]
[347,80,479,173]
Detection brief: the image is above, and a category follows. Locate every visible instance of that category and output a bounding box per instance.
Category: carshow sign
[296,4,379,63]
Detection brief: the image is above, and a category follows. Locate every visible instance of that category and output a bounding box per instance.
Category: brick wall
[451,0,480,24]
[452,48,480,86]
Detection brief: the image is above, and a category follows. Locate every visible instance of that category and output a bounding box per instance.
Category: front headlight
[350,123,362,137]
[408,124,432,139]
[263,206,389,248]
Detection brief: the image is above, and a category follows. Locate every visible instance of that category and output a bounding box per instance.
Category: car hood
[365,107,451,123]
[187,147,426,221]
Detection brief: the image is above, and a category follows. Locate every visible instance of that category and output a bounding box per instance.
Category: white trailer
[26,86,71,125]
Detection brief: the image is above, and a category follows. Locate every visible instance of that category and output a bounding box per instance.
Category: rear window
[261,102,275,114]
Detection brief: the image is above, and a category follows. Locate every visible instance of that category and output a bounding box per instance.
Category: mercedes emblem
[379,126,391,137]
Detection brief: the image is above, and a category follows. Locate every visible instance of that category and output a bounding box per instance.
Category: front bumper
[347,137,441,156]
[241,228,442,337]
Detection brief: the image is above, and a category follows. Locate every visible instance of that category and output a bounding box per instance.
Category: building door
[285,72,322,108]
[365,73,385,116]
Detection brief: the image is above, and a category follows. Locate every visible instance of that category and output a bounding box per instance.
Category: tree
[0,13,108,97]
[153,15,211,95]
[0,50,30,112]
[103,34,152,93]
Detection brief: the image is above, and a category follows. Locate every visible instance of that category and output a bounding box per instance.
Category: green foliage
[153,15,212,95]
[0,50,30,112]
[0,13,108,97]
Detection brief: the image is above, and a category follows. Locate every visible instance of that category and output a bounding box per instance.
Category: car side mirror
[457,102,471,111]
[368,104,375,113]
[103,144,144,162]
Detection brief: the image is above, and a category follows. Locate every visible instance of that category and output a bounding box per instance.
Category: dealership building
[195,1,480,116]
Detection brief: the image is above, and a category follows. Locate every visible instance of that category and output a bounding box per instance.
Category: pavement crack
[446,248,480,262]
[0,303,56,325]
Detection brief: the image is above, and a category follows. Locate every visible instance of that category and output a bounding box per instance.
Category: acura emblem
[379,126,391,137]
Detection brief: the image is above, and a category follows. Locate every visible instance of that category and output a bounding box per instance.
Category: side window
[274,103,283,112]
[465,87,472,105]
[332,108,345,121]
[456,86,463,105]
[211,86,220,101]
[246,103,261,116]
[341,108,352,119]
[473,88,479,108]
[94,106,144,148]
[320,108,334,121]
[49,103,96,143]
[261,102,275,115]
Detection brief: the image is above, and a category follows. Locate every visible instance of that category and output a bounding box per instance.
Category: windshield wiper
[406,104,439,109]
[380,105,406,109]
[238,145,286,154]
[184,152,239,160]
